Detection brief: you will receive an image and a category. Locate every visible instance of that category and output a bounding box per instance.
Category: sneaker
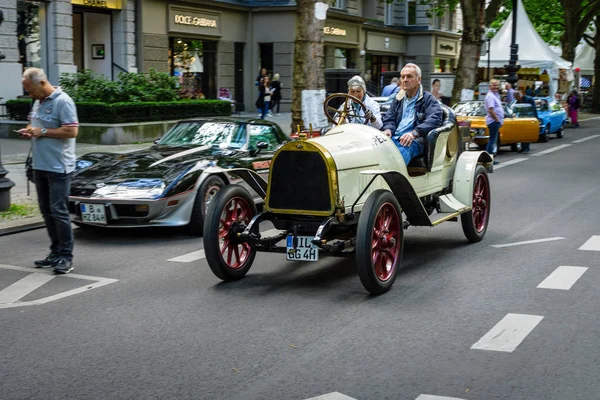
[522,149,530,154]
[276,113,281,116]
[53,258,74,275]
[493,160,500,165]
[34,254,60,268]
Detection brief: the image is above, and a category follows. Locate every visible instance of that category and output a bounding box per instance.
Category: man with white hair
[382,63,443,166]
[335,75,383,129]
[18,67,79,274]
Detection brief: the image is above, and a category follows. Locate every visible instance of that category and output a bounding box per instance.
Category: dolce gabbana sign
[323,20,358,45]
[324,27,346,36]
[168,6,221,36]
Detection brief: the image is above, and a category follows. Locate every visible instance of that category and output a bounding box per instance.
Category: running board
[438,194,471,213]
[430,211,463,226]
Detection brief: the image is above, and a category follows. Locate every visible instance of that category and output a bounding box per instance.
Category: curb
[0,218,45,237]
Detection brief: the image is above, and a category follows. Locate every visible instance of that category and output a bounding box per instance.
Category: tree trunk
[450,0,485,104]
[592,17,600,114]
[291,0,331,132]
[559,0,580,63]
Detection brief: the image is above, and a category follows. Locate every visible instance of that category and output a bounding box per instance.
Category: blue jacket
[381,86,443,146]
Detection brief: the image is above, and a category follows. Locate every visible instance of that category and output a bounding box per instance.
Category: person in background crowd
[17,67,79,274]
[514,91,537,154]
[259,75,272,119]
[525,85,534,96]
[335,75,383,129]
[505,82,516,103]
[568,90,580,127]
[485,79,504,164]
[255,67,267,116]
[381,63,443,167]
[431,79,443,100]
[270,73,282,115]
[381,77,400,97]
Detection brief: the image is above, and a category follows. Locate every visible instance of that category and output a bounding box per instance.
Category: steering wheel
[323,93,369,126]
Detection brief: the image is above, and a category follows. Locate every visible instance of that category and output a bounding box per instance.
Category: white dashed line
[579,235,600,251]
[491,237,565,248]
[571,134,600,143]
[471,313,544,352]
[304,393,357,400]
[168,249,205,262]
[537,266,588,290]
[416,396,466,400]
[531,144,571,156]
[493,158,528,169]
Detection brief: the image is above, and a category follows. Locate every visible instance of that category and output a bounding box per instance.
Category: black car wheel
[188,175,226,236]
[461,165,491,243]
[539,125,549,143]
[356,190,403,295]
[203,185,257,281]
[557,122,565,139]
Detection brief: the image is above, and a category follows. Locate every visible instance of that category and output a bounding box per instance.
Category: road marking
[531,144,571,156]
[168,249,205,262]
[572,134,600,144]
[491,236,565,248]
[0,273,54,304]
[416,396,466,400]
[579,235,600,251]
[493,157,528,169]
[304,393,357,400]
[537,266,588,290]
[471,313,543,352]
[0,264,118,309]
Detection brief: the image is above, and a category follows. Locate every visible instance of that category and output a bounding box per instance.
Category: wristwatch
[41,128,47,136]
[412,130,419,138]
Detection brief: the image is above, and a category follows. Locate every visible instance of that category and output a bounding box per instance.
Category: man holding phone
[19,67,79,274]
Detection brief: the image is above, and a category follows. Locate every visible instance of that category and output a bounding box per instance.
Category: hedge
[5,99,232,123]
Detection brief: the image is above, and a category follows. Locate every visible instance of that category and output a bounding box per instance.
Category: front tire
[203,185,257,281]
[461,165,491,242]
[188,175,226,236]
[557,122,564,139]
[356,190,403,295]
[539,125,549,143]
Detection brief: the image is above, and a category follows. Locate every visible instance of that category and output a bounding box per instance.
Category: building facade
[0,0,462,111]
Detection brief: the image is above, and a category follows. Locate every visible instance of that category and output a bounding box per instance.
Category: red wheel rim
[218,197,253,269]
[472,173,489,233]
[370,202,401,282]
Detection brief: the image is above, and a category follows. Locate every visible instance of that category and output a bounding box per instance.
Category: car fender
[452,150,493,207]
[202,166,267,199]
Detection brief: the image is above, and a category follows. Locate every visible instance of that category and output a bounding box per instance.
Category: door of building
[234,42,245,112]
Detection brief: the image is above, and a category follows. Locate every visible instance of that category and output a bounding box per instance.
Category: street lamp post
[504,0,520,87]
[0,10,16,212]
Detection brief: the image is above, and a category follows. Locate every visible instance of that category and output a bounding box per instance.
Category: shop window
[407,1,417,25]
[333,48,353,69]
[17,0,46,71]
[332,0,346,10]
[435,58,453,73]
[169,38,217,99]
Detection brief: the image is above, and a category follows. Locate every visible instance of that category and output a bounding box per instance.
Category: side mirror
[250,141,268,157]
[153,138,161,144]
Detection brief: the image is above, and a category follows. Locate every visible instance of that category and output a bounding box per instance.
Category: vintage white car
[202,94,493,294]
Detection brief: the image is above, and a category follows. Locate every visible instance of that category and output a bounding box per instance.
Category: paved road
[0,127,599,400]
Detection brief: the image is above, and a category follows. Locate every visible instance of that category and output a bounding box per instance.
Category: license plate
[286,235,318,262]
[80,203,107,224]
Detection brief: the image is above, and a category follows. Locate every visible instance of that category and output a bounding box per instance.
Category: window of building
[407,1,417,25]
[385,2,394,25]
[169,38,217,99]
[435,58,455,73]
[332,0,346,10]
[17,0,47,72]
[334,48,349,69]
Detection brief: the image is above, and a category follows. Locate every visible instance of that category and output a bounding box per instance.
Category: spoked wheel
[203,185,257,281]
[323,93,369,126]
[461,165,491,242]
[356,190,403,295]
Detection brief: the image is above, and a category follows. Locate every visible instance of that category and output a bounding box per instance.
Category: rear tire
[539,125,549,143]
[557,122,564,139]
[461,165,491,242]
[356,190,403,295]
[203,185,257,281]
[188,175,226,236]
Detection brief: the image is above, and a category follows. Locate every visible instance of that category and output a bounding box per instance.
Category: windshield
[454,101,513,117]
[157,122,246,149]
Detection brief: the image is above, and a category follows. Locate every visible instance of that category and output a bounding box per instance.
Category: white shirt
[335,94,383,129]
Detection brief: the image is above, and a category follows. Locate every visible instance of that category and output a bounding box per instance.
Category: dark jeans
[34,170,74,260]
[270,99,280,114]
[486,121,501,155]
[261,101,270,119]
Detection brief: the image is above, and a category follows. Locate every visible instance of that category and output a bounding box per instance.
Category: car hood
[71,145,245,195]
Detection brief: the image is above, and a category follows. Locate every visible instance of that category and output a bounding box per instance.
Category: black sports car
[69,118,289,235]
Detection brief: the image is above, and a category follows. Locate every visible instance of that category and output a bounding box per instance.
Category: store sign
[437,38,458,56]
[168,6,221,36]
[324,27,346,36]
[323,20,358,45]
[71,0,122,9]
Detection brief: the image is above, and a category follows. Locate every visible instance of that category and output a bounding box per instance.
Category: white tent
[574,39,595,75]
[478,0,571,70]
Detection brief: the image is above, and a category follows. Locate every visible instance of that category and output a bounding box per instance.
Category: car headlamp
[92,179,165,199]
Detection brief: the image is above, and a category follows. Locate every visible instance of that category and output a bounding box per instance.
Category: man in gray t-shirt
[18,67,79,274]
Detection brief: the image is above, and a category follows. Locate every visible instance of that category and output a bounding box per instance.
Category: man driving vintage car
[335,75,383,129]
[381,63,443,165]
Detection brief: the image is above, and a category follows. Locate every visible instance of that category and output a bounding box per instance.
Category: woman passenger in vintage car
[334,75,383,129]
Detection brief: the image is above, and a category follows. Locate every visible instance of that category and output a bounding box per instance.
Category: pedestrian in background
[270,73,282,115]
[17,67,79,274]
[505,82,516,103]
[485,79,504,164]
[568,90,580,128]
[381,77,400,97]
[255,67,267,116]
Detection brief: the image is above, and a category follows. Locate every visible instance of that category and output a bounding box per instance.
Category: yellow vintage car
[454,101,540,151]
